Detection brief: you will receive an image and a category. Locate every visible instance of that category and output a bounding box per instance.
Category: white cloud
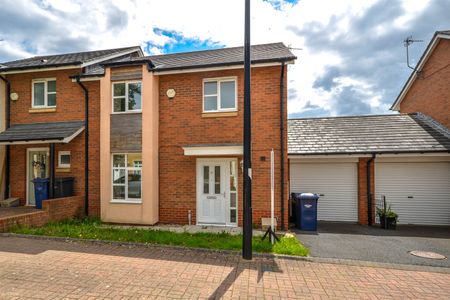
[0,0,448,117]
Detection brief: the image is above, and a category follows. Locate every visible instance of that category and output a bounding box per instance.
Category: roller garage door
[290,162,358,222]
[375,162,450,225]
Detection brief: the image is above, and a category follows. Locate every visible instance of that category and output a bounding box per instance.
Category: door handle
[319,194,325,197]
[407,196,414,199]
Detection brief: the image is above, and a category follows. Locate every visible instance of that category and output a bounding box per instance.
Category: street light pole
[242,0,253,260]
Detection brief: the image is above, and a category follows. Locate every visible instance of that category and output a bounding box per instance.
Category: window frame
[202,77,237,113]
[111,153,142,203]
[111,81,142,114]
[32,78,56,108]
[57,151,71,168]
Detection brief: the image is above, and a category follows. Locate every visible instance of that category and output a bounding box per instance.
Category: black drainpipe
[0,75,10,200]
[280,62,286,230]
[367,153,376,226]
[75,76,89,216]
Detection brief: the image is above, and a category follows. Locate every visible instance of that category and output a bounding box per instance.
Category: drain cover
[409,251,447,260]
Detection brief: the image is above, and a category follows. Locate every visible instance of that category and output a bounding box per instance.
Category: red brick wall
[42,195,84,222]
[6,70,100,216]
[357,157,375,225]
[158,66,289,228]
[400,38,450,128]
[0,210,48,232]
[0,195,84,232]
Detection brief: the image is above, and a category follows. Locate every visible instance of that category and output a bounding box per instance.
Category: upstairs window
[33,79,56,108]
[203,78,237,112]
[112,82,142,113]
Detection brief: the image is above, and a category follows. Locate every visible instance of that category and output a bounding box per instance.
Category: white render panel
[375,162,450,225]
[290,162,358,222]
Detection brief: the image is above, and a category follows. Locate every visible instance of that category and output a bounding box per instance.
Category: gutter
[0,75,10,199]
[75,76,89,216]
[152,57,296,73]
[367,154,376,226]
[280,62,286,230]
[288,149,450,156]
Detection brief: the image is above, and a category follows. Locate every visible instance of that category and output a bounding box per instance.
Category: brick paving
[0,236,449,299]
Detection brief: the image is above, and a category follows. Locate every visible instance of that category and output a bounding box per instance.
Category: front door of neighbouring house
[27,148,49,206]
[197,159,238,226]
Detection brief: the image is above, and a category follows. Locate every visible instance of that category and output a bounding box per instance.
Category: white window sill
[111,111,142,115]
[110,200,142,204]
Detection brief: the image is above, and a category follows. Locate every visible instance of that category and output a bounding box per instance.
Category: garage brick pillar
[358,157,375,225]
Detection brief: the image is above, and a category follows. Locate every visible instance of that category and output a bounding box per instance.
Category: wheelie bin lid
[292,192,319,201]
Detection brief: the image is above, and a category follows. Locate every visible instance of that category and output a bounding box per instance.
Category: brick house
[0,43,296,229]
[391,30,450,128]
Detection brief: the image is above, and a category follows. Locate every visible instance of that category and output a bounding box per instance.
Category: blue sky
[1,0,449,118]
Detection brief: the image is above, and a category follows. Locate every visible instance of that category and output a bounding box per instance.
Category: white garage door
[290,162,358,222]
[375,162,450,225]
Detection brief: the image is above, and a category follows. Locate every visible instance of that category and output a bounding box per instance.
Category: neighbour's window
[32,79,56,108]
[112,153,142,202]
[203,78,237,112]
[58,151,71,168]
[112,82,142,113]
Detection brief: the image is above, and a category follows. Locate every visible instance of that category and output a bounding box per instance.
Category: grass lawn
[11,218,309,256]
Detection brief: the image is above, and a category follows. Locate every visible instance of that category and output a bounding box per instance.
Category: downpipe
[367,153,376,226]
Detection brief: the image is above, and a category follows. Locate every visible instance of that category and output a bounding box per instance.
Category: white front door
[197,159,229,225]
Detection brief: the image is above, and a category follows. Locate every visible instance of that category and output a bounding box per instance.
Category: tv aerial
[403,36,423,71]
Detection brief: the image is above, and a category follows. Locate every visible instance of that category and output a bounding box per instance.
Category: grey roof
[0,46,141,72]
[0,121,85,144]
[103,42,296,72]
[288,114,450,155]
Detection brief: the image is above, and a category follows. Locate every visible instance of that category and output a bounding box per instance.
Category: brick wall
[6,70,100,216]
[400,38,450,128]
[42,195,85,222]
[357,157,375,225]
[158,66,289,228]
[0,210,48,232]
[0,195,84,232]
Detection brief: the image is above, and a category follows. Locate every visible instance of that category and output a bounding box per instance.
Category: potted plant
[376,198,398,230]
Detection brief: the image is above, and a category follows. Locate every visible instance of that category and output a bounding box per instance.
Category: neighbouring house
[0,43,296,229]
[391,30,450,128]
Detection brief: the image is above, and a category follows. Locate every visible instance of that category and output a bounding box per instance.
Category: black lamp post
[242,0,252,260]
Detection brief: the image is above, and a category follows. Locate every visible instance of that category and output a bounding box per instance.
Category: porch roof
[182,143,243,156]
[0,121,85,145]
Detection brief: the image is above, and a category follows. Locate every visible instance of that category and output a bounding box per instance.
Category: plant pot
[380,216,397,230]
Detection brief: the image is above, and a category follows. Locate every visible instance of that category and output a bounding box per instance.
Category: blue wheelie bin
[292,193,319,231]
[32,178,49,209]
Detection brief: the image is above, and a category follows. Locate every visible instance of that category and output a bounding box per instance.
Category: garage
[375,161,450,225]
[290,161,358,222]
[289,113,450,225]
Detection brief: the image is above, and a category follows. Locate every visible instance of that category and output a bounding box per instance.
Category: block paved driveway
[1,236,450,299]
